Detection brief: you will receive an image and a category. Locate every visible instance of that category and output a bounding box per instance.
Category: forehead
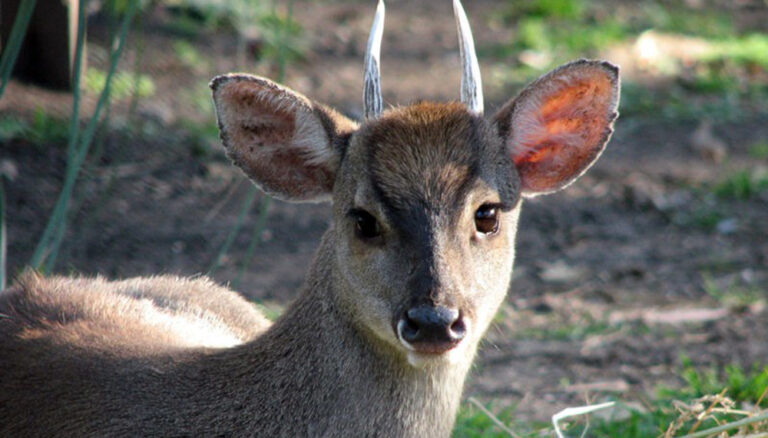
[353,102,507,215]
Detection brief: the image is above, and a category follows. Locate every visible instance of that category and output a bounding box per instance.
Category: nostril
[449,316,466,341]
[400,314,421,342]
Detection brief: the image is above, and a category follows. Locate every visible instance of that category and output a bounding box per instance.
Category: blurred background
[1,0,767,435]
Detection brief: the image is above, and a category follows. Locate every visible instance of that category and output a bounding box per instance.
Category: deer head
[210,0,619,368]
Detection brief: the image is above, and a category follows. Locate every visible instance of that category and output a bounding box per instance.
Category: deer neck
[234,230,473,436]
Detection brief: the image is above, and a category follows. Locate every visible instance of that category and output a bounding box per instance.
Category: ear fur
[494,60,620,197]
[210,74,358,202]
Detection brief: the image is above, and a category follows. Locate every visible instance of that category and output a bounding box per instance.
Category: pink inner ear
[511,69,616,195]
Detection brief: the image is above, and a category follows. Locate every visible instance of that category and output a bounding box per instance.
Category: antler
[453,0,483,114]
[363,0,385,119]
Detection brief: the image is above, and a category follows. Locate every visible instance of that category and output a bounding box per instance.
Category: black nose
[400,306,466,350]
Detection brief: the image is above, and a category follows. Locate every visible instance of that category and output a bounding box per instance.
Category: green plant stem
[0,0,38,98]
[28,0,88,269]
[0,178,6,291]
[30,0,138,271]
[233,196,271,289]
[127,9,145,120]
[677,410,768,438]
[208,185,258,276]
[275,0,293,81]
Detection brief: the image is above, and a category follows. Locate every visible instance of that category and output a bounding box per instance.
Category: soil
[1,0,767,426]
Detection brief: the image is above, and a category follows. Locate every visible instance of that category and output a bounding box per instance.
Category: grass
[504,302,648,343]
[687,207,725,232]
[486,0,768,120]
[704,34,768,70]
[514,318,617,342]
[711,170,768,200]
[0,108,69,147]
[173,40,208,71]
[667,358,768,407]
[256,3,305,69]
[84,68,155,101]
[638,2,734,39]
[453,400,525,437]
[749,141,768,159]
[460,283,768,437]
[664,166,767,232]
[177,118,220,158]
[0,178,6,290]
[454,361,768,437]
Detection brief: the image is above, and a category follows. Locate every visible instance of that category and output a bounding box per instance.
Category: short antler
[363,0,385,119]
[453,0,483,114]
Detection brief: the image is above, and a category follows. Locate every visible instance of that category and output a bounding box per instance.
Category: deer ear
[211,74,358,202]
[494,60,619,197]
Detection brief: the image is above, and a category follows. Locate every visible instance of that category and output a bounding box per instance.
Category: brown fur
[362,102,513,213]
[0,60,619,437]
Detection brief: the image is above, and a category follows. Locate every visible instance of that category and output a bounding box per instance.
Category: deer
[0,1,619,436]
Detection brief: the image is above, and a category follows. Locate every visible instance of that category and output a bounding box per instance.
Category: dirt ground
[2,0,767,424]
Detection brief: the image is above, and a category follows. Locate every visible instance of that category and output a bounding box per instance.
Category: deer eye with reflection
[474,204,500,235]
[349,209,382,240]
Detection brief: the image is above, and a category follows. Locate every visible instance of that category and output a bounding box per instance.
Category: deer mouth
[405,339,461,355]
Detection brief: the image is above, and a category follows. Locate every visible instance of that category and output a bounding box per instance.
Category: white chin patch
[405,346,466,369]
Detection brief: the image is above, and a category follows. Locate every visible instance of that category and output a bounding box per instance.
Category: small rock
[539,260,585,283]
[716,218,738,234]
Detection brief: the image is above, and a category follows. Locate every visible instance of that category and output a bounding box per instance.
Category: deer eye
[474,204,499,235]
[349,209,381,240]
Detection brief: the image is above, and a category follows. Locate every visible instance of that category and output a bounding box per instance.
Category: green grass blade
[0,0,38,98]
[208,185,258,276]
[65,0,89,158]
[0,178,6,291]
[233,196,271,289]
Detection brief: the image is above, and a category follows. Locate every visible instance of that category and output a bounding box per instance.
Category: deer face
[211,1,619,368]
[331,103,521,366]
